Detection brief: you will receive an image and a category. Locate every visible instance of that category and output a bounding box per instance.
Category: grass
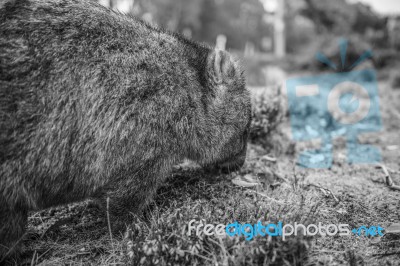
[124,162,315,266]
[25,156,317,266]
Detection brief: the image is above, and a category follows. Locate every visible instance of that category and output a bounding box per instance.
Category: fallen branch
[375,164,400,191]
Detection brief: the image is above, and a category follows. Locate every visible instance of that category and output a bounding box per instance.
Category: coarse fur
[0,0,251,260]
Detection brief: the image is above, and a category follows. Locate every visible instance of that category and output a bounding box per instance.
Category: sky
[353,0,400,15]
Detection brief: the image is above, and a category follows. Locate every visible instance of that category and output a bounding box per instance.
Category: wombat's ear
[207,49,239,84]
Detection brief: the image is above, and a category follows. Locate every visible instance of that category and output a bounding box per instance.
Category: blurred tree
[131,0,271,51]
[102,0,390,54]
[132,0,202,32]
[302,0,356,34]
[352,3,387,34]
[301,0,386,35]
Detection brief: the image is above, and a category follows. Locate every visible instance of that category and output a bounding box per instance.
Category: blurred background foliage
[132,0,270,52]
[104,0,396,54]
[100,0,400,88]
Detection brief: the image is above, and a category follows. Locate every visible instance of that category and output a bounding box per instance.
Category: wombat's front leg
[97,163,172,232]
[104,185,160,231]
[0,203,28,262]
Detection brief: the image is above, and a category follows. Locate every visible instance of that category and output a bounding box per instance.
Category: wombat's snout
[216,153,246,173]
[216,124,250,173]
[215,137,247,173]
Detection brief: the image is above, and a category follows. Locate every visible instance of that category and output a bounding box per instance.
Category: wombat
[0,0,251,260]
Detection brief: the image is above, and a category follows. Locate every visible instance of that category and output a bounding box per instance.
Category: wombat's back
[0,0,209,207]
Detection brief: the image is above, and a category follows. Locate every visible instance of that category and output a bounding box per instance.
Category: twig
[376,164,400,191]
[181,250,214,262]
[106,197,114,251]
[273,171,289,183]
[307,183,339,203]
[370,239,400,245]
[37,247,53,261]
[312,249,346,254]
[372,251,400,257]
[248,190,286,204]
[30,250,37,266]
[260,155,277,162]
[74,252,91,256]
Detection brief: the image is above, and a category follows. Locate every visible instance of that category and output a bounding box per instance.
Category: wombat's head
[192,49,251,173]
